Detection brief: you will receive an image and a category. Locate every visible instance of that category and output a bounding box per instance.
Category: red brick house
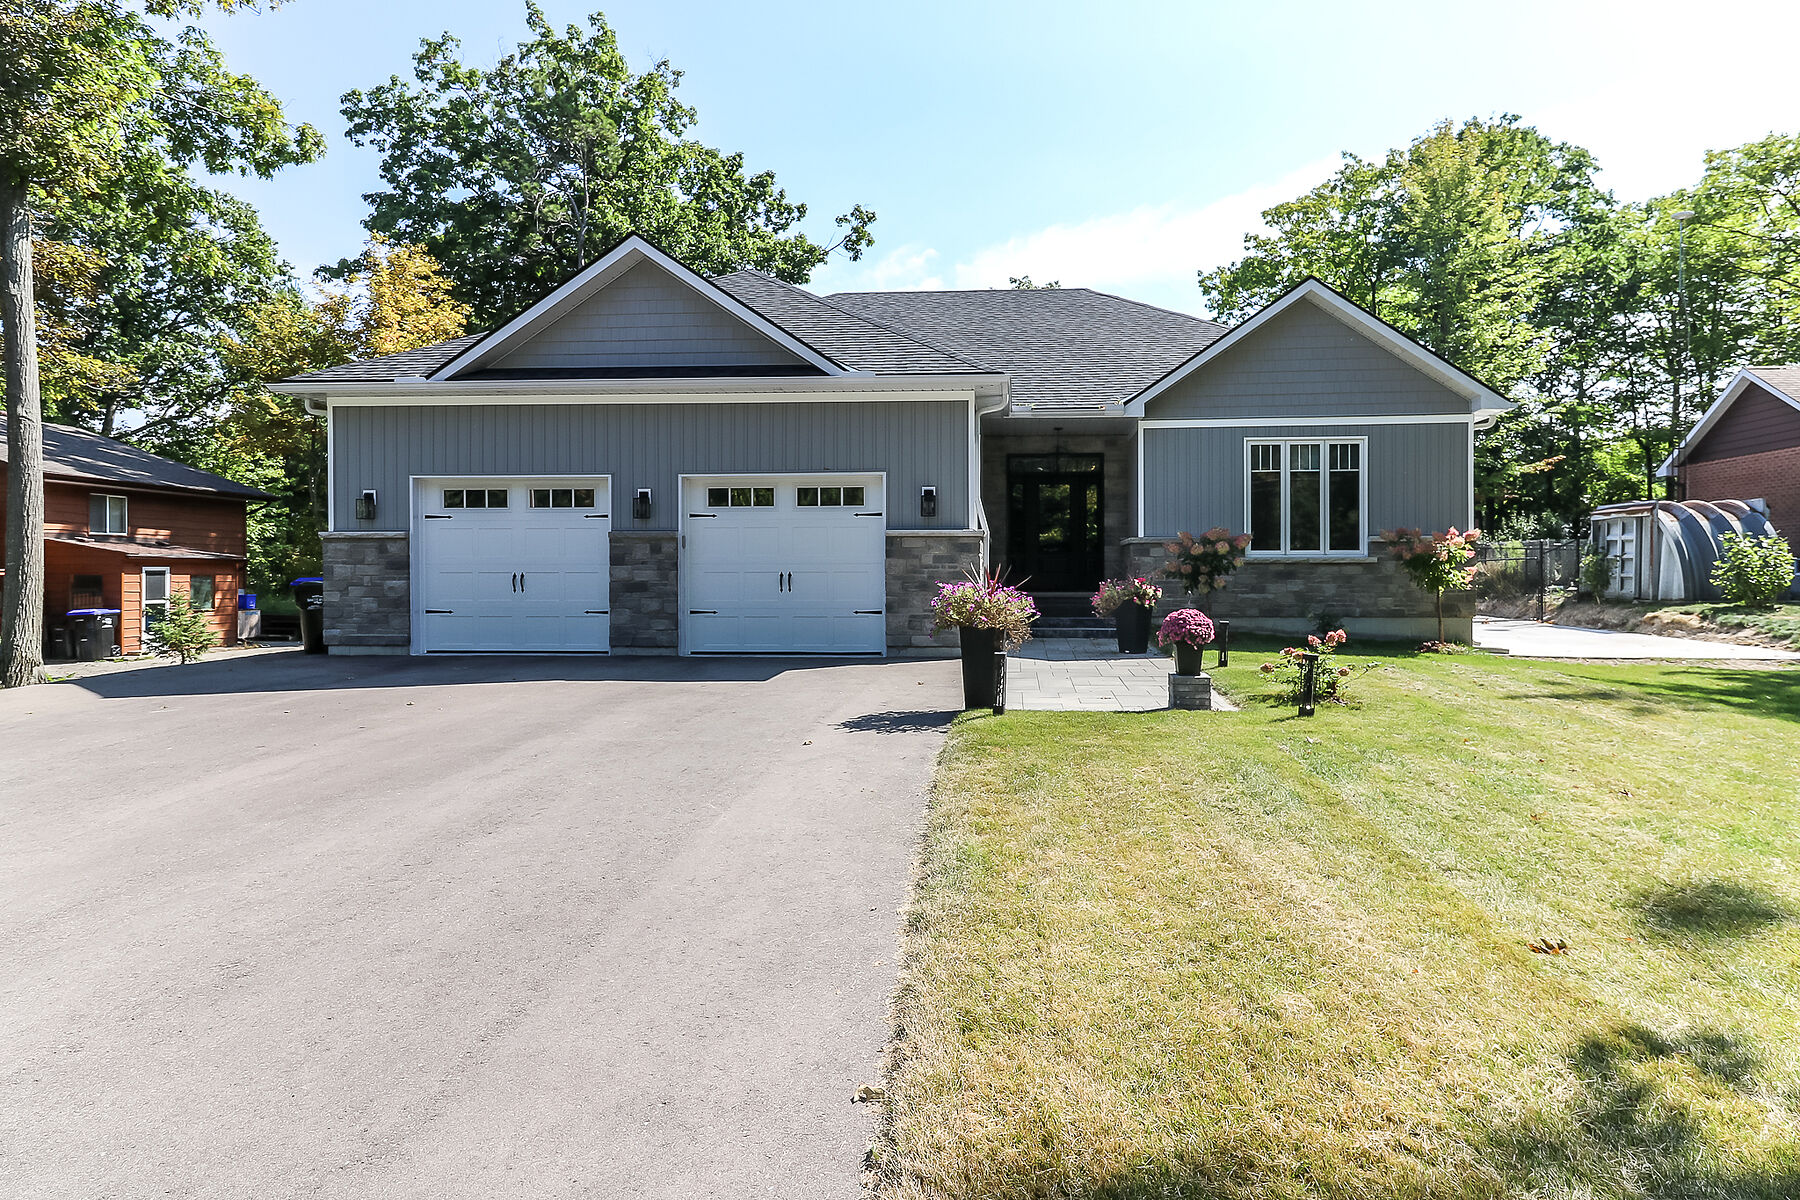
[1661,365,1800,537]
[0,424,270,655]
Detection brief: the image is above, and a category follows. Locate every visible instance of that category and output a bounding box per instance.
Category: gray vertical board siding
[1142,422,1470,537]
[333,399,970,532]
[495,262,808,371]
[1146,299,1476,419]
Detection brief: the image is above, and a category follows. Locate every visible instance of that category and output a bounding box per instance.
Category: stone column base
[1169,672,1213,710]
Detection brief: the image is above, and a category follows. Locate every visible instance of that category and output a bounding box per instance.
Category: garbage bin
[65,608,121,661]
[291,577,326,655]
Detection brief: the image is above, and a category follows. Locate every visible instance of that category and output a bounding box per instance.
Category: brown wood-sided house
[0,424,270,655]
[1660,365,1800,537]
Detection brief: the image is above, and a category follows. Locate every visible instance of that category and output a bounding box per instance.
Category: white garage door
[414,478,611,653]
[682,475,885,654]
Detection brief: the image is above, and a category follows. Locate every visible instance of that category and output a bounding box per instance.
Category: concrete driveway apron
[0,651,957,1198]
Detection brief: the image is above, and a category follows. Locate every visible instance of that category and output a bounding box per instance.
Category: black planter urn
[1115,603,1152,654]
[1174,641,1207,676]
[958,626,1002,709]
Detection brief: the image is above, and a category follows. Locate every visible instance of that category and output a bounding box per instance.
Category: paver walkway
[1474,615,1800,660]
[1007,638,1236,711]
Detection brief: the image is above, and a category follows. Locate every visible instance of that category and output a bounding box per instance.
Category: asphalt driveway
[0,650,959,1198]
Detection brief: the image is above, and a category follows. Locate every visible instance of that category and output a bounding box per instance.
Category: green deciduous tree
[338,3,875,327]
[0,0,319,687]
[218,238,471,591]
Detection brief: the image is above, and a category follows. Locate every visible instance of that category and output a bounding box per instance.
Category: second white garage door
[681,475,885,654]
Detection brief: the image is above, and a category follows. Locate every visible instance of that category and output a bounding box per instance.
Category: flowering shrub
[1711,532,1796,608]
[1380,526,1481,646]
[930,567,1040,648]
[1162,527,1252,595]
[1091,576,1164,616]
[1156,608,1216,649]
[1258,628,1370,704]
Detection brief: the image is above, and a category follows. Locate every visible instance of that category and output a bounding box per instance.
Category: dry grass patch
[880,647,1800,1198]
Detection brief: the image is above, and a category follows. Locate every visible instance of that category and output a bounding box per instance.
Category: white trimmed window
[1246,438,1366,555]
[90,493,128,535]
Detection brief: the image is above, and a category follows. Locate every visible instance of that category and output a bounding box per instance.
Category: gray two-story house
[277,235,1505,656]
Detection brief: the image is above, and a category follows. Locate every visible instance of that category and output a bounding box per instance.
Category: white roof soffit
[427,235,848,381]
[1123,279,1514,418]
[1656,367,1800,477]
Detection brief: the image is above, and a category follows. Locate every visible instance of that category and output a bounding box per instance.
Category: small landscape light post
[1216,619,1230,668]
[1298,650,1318,717]
[992,645,1007,715]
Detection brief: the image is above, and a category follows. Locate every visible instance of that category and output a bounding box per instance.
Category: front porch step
[1034,617,1116,639]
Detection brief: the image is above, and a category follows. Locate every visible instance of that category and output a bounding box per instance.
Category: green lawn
[880,642,1800,1199]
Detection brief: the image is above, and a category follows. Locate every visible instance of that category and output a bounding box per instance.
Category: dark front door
[1006,453,1104,592]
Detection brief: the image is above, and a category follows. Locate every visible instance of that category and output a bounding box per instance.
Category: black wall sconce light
[920,486,938,519]
[355,489,377,521]
[633,488,653,520]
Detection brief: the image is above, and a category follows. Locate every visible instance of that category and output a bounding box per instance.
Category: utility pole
[1669,209,1695,500]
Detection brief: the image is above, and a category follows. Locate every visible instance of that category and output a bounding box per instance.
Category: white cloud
[811,158,1339,315]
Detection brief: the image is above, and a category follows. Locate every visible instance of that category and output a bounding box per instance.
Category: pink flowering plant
[930,566,1039,648]
[1163,527,1253,596]
[1380,526,1482,646]
[1091,576,1164,616]
[1156,608,1216,649]
[1258,628,1371,704]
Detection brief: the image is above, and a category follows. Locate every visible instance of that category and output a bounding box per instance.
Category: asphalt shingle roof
[1,424,271,499]
[825,287,1229,410]
[1749,365,1800,403]
[282,334,485,385]
[277,270,1228,408]
[708,270,992,375]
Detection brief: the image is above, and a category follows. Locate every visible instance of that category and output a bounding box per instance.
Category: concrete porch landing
[1006,638,1237,712]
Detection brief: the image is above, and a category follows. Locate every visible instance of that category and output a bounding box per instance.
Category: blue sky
[198,0,1800,316]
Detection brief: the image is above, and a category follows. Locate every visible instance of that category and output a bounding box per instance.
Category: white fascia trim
[1655,367,1800,476]
[427,236,847,380]
[325,405,336,533]
[1124,281,1513,417]
[301,378,997,407]
[1141,413,1480,429]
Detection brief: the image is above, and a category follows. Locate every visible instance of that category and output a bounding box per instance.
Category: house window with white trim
[1246,438,1365,555]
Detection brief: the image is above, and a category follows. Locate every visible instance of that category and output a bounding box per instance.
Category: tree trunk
[1,182,46,687]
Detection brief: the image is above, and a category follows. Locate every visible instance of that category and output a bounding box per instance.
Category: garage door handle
[786,571,793,591]
[519,573,526,593]
[511,572,518,592]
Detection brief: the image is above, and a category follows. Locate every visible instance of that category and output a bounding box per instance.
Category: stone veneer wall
[321,531,410,652]
[1122,538,1474,642]
[887,530,987,654]
[611,532,678,651]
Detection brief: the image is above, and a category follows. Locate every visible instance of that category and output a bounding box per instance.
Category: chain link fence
[1472,538,1586,622]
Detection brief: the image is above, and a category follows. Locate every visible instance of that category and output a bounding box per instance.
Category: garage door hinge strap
[687,513,716,518]
[425,608,454,614]
[688,609,718,615]
[585,513,609,518]
[424,514,453,520]
[854,610,884,615]
[585,610,609,615]
[854,512,884,517]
